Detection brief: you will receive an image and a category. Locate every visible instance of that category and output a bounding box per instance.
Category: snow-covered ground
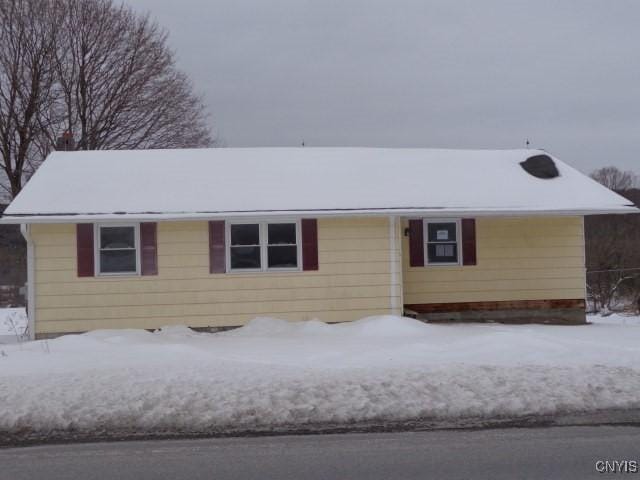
[0,307,27,343]
[1,314,640,437]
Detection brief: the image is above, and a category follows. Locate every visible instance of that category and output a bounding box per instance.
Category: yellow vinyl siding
[32,217,400,333]
[403,216,585,305]
[31,215,587,334]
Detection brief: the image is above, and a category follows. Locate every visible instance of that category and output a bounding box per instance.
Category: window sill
[226,268,302,275]
[423,263,462,267]
[95,272,141,277]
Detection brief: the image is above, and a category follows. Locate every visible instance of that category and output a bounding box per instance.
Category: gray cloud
[128,0,640,173]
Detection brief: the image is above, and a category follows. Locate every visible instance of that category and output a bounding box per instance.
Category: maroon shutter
[76,223,94,277]
[461,218,477,266]
[140,222,158,275]
[209,220,226,273]
[301,218,318,271]
[408,219,424,267]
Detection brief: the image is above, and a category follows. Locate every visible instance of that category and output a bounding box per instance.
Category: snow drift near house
[1,315,640,436]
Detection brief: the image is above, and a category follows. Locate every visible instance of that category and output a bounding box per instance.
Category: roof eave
[1,206,638,224]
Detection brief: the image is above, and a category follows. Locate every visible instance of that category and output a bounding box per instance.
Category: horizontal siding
[403,216,586,305]
[37,285,393,308]
[36,249,393,270]
[405,278,584,294]
[34,260,390,282]
[32,218,399,332]
[403,267,585,285]
[36,297,393,321]
[31,238,392,259]
[31,215,586,332]
[35,274,394,295]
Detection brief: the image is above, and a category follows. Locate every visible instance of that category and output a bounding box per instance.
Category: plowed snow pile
[1,315,640,435]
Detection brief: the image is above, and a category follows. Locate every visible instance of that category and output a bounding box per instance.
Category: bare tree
[586,217,640,313]
[0,0,215,198]
[0,0,62,198]
[585,187,640,313]
[590,166,636,192]
[52,0,213,151]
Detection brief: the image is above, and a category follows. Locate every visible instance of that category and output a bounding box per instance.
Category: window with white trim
[228,221,300,271]
[96,224,139,274]
[424,219,460,265]
[267,223,298,268]
[229,223,261,270]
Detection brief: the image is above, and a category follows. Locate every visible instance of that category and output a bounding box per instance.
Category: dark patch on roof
[520,154,560,179]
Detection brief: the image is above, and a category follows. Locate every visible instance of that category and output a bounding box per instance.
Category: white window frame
[226,221,262,273]
[226,219,302,273]
[423,218,461,266]
[94,223,141,276]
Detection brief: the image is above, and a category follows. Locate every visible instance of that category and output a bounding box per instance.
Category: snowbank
[2,314,640,436]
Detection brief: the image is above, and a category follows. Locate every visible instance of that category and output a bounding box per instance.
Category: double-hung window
[229,223,261,270]
[228,221,300,271]
[267,223,298,268]
[425,219,460,265]
[96,224,140,274]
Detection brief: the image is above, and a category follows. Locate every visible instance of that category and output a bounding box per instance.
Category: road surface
[1,426,639,479]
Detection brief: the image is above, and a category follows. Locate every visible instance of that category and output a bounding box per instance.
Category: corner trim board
[388,216,401,315]
[20,224,35,340]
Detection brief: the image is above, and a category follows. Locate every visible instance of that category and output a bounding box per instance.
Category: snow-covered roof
[1,147,636,223]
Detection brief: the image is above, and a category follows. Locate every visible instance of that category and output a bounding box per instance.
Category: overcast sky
[128,0,640,173]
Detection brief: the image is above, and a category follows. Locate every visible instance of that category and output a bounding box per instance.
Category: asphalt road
[1,426,639,480]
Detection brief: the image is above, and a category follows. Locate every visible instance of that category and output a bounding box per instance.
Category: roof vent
[519,154,559,179]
